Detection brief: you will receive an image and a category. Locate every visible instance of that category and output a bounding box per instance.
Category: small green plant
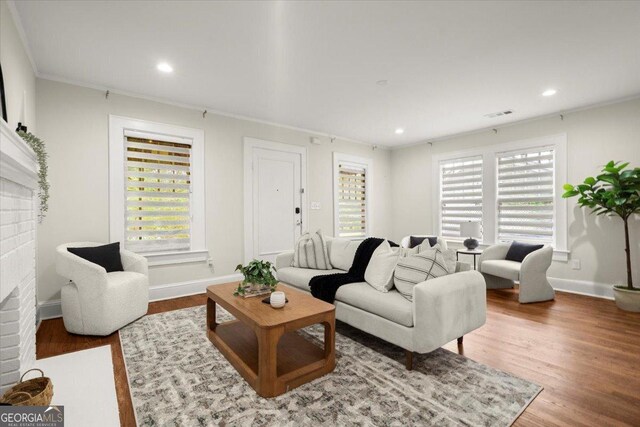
[234,259,278,296]
[18,131,49,222]
[562,161,640,290]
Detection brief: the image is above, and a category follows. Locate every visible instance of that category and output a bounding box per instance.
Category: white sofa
[478,243,554,303]
[276,237,487,369]
[55,242,149,336]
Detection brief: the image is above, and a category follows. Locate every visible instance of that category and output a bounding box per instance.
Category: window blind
[125,135,192,253]
[440,156,483,238]
[497,147,555,244]
[337,163,367,238]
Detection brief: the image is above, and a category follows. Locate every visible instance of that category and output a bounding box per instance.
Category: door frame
[243,137,308,263]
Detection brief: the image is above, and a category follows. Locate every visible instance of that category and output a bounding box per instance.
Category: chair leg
[405,350,414,371]
[457,336,463,345]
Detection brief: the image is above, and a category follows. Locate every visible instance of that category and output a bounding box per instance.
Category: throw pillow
[67,242,124,273]
[328,238,359,271]
[293,230,332,270]
[394,249,450,301]
[505,241,544,263]
[428,244,457,274]
[364,240,399,292]
[409,235,438,249]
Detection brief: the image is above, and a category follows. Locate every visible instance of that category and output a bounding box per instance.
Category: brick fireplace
[0,120,38,395]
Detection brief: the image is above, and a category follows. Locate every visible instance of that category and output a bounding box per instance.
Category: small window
[439,156,483,239]
[497,147,555,245]
[333,153,372,239]
[124,133,192,253]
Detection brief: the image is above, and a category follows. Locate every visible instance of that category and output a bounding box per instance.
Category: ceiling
[12,1,640,147]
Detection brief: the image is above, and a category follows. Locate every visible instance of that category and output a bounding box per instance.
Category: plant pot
[613,287,640,312]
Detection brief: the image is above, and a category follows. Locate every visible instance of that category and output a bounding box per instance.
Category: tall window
[109,116,206,266]
[125,134,192,253]
[497,147,555,244]
[333,153,372,239]
[439,156,483,239]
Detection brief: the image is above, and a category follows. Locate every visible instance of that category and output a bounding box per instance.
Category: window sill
[144,249,209,267]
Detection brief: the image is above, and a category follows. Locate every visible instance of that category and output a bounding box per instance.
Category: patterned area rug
[120,306,541,426]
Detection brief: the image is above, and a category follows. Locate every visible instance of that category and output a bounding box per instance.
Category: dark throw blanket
[309,237,384,303]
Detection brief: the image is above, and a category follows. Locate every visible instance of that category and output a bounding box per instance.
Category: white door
[246,142,304,264]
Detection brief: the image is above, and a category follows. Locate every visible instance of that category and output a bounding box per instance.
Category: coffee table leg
[258,326,284,397]
[207,298,217,332]
[322,317,336,369]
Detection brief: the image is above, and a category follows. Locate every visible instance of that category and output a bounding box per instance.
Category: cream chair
[478,243,554,303]
[56,242,149,336]
[399,235,448,249]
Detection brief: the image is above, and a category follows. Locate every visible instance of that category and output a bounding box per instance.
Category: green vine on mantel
[18,130,49,222]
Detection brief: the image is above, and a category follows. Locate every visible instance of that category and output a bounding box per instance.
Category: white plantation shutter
[124,134,192,253]
[497,147,555,244]
[337,162,367,238]
[439,156,483,239]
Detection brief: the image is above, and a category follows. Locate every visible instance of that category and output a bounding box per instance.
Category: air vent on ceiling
[484,110,513,118]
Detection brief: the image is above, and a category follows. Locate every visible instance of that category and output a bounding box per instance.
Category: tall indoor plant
[563,161,640,311]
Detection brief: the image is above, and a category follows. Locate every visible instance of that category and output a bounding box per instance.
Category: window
[124,133,192,253]
[433,134,568,260]
[109,116,206,266]
[439,156,483,239]
[333,153,373,239]
[497,147,555,244]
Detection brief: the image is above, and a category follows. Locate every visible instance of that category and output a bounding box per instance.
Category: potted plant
[234,259,278,297]
[563,161,640,311]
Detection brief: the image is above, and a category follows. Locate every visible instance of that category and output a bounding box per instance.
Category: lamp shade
[460,221,481,238]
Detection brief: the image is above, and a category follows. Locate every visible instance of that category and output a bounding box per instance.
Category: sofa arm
[412,271,486,353]
[521,246,553,273]
[120,249,148,276]
[275,251,294,271]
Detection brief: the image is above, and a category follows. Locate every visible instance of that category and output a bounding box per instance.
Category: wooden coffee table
[206,282,336,398]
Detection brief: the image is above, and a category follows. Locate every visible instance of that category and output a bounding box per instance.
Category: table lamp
[460,221,481,250]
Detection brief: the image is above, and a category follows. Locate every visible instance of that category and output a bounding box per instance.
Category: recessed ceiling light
[542,89,557,97]
[395,128,404,135]
[157,62,173,73]
[376,80,388,86]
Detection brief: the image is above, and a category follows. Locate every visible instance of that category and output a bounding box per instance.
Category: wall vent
[484,110,513,118]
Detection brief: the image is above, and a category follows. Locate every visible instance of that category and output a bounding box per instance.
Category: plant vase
[613,287,640,312]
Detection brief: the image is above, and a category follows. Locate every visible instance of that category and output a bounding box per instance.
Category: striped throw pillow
[393,249,449,301]
[293,230,332,270]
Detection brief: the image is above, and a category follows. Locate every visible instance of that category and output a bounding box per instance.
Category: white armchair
[56,242,149,336]
[399,235,448,250]
[478,243,554,303]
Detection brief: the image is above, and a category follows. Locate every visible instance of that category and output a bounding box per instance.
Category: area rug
[120,306,542,426]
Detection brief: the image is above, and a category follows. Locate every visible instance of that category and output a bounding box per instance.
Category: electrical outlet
[207,257,214,272]
[571,259,581,270]
[311,202,321,210]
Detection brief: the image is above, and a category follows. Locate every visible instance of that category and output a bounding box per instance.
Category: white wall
[0,0,36,133]
[35,78,392,304]
[391,98,640,294]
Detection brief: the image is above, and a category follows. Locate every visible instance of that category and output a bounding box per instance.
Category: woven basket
[0,369,53,406]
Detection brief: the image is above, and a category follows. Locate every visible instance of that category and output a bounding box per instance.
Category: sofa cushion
[429,244,457,274]
[481,260,521,281]
[394,249,450,301]
[293,230,332,270]
[335,282,413,327]
[277,267,343,291]
[328,238,360,271]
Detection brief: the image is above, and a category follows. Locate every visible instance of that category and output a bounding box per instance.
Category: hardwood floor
[36,290,640,426]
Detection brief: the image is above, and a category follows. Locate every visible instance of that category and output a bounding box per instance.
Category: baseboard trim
[549,277,614,300]
[37,273,243,321]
